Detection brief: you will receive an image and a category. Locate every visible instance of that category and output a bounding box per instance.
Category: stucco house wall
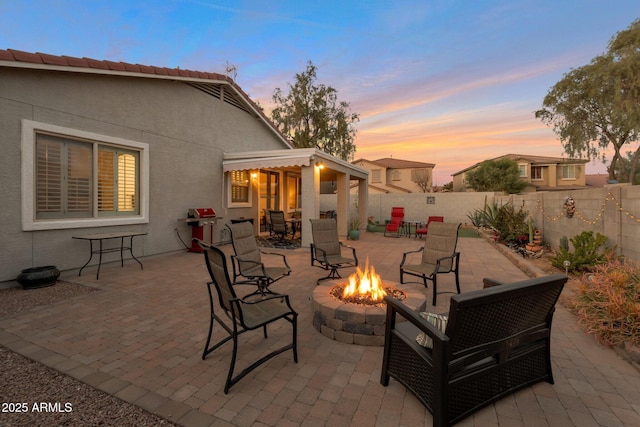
[352,158,434,194]
[0,66,289,282]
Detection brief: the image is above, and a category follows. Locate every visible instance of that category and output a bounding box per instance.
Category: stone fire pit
[311,280,424,346]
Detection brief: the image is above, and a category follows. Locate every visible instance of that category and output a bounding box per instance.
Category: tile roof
[0,48,231,82]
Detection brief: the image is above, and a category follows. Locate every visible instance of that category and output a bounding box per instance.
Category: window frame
[531,166,543,181]
[560,165,576,180]
[518,163,527,178]
[227,170,253,208]
[286,173,302,212]
[21,120,149,231]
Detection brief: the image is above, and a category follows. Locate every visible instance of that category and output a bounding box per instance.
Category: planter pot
[366,224,377,232]
[17,266,60,290]
[348,230,360,240]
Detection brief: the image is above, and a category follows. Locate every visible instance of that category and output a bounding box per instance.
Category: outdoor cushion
[416,312,448,348]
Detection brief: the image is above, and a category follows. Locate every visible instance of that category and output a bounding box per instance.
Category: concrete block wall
[497,184,640,261]
[321,192,498,227]
[322,185,640,262]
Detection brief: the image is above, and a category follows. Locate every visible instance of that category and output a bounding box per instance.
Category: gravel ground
[0,281,177,427]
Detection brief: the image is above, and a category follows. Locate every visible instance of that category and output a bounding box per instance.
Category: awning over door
[222,154,313,172]
[222,148,368,180]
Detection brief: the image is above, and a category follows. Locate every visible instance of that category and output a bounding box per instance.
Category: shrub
[552,231,613,272]
[493,202,529,244]
[570,256,640,346]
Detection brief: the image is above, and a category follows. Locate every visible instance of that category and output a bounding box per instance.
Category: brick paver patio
[1,232,638,426]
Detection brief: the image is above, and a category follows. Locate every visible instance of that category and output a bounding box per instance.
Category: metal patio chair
[269,210,293,241]
[196,240,298,394]
[384,206,405,237]
[400,222,461,306]
[309,218,358,285]
[227,221,291,296]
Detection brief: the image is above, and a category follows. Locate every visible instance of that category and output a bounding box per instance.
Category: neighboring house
[0,49,367,283]
[452,154,589,192]
[351,158,436,194]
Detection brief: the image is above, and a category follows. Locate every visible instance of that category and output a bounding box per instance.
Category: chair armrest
[260,250,291,270]
[400,247,424,267]
[232,254,269,276]
[231,293,296,324]
[434,251,459,272]
[233,292,292,306]
[339,242,358,265]
[482,277,507,288]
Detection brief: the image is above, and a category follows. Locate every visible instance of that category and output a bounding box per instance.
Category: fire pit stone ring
[311,280,424,346]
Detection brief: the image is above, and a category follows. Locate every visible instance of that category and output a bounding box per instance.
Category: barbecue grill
[184,208,217,252]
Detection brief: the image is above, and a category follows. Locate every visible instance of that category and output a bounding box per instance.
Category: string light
[533,191,640,225]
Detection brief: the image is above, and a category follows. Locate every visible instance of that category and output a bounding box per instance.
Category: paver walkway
[1,232,638,426]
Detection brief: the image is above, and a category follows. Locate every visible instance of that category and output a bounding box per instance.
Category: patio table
[73,231,147,279]
[287,218,302,237]
[401,220,423,237]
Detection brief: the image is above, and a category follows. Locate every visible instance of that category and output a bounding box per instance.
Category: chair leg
[292,313,299,363]
[316,267,341,285]
[203,312,215,360]
[432,275,438,306]
[224,330,239,394]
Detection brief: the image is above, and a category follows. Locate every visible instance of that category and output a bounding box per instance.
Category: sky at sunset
[2,0,638,184]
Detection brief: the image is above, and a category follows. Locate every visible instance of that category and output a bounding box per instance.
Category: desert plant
[559,236,569,252]
[466,209,487,228]
[349,218,361,231]
[552,231,614,272]
[570,256,640,346]
[493,202,529,244]
[466,197,500,229]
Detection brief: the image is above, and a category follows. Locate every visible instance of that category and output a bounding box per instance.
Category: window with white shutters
[23,120,148,231]
[36,134,92,218]
[98,147,139,215]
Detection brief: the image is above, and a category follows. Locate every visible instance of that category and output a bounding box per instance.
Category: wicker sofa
[380,274,567,427]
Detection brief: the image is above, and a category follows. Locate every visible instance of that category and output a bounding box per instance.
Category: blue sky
[1,0,638,184]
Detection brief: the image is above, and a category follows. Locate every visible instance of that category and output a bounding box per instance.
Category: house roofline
[0,49,295,149]
[452,153,589,176]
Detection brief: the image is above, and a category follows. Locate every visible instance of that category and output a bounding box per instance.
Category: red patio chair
[415,216,444,239]
[384,207,405,237]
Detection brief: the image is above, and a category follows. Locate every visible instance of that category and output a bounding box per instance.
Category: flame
[342,258,387,302]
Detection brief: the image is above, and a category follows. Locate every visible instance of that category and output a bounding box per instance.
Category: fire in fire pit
[330,259,406,306]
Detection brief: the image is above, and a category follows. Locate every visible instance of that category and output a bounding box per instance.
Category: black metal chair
[400,222,461,306]
[269,210,293,241]
[196,240,298,394]
[309,218,358,285]
[227,221,291,296]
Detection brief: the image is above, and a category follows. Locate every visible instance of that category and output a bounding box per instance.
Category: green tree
[614,151,640,184]
[271,61,359,161]
[535,19,640,182]
[465,159,527,193]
